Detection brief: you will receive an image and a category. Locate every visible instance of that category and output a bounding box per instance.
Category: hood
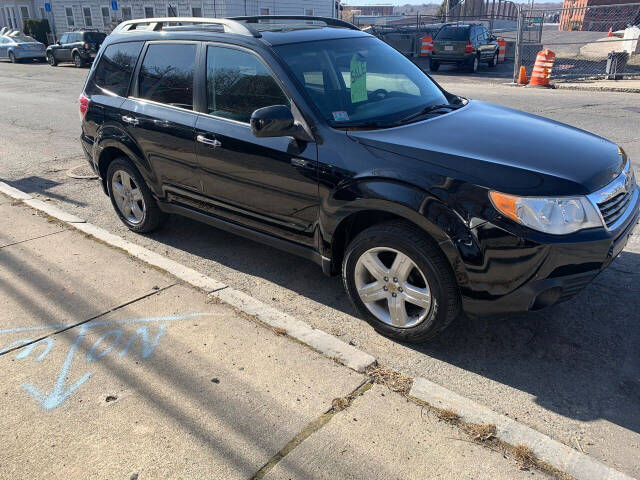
[347,100,623,196]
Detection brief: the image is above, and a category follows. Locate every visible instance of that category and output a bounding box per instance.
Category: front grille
[589,159,637,230]
[597,189,634,228]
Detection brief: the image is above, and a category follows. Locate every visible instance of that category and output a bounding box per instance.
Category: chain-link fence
[514,2,640,83]
[352,8,519,59]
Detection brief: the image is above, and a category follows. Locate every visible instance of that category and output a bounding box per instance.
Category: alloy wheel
[354,247,432,328]
[111,170,146,225]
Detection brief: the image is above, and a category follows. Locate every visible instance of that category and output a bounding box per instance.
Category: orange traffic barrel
[529,49,556,87]
[497,38,506,62]
[420,35,433,56]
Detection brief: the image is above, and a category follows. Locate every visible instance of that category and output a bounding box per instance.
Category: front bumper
[458,189,640,317]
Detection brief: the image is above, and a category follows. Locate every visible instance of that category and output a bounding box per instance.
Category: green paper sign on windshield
[350,54,367,103]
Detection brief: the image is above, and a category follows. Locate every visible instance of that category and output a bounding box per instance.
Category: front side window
[206,46,289,123]
[274,37,447,127]
[138,43,196,110]
[93,41,143,97]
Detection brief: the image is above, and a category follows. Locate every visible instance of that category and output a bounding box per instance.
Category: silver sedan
[0,34,46,63]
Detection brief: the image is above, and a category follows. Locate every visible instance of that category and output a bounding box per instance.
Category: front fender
[94,123,162,197]
[321,178,478,286]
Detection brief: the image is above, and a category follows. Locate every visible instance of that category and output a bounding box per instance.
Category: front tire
[9,51,17,63]
[47,53,57,66]
[342,221,461,343]
[429,59,440,72]
[106,158,167,233]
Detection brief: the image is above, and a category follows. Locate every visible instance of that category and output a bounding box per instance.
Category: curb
[410,378,635,480]
[0,181,633,479]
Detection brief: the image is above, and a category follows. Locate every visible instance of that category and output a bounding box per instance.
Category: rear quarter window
[93,42,143,97]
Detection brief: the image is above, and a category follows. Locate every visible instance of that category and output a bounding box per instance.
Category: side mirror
[250,105,298,138]
[57,40,62,45]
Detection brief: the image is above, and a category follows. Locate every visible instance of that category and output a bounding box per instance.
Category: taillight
[84,43,90,50]
[464,41,474,53]
[78,93,90,120]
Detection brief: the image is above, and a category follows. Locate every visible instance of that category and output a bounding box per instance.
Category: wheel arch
[323,180,471,287]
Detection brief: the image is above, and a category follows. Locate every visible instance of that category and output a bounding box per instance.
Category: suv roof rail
[112,17,262,38]
[232,15,360,31]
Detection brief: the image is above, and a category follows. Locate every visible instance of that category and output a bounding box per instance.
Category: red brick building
[560,0,640,31]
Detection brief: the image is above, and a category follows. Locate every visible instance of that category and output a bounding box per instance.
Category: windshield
[11,36,37,43]
[274,36,449,127]
[85,32,106,42]
[435,26,470,41]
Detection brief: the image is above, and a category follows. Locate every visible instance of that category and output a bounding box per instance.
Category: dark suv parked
[430,23,498,73]
[47,30,106,67]
[80,16,639,343]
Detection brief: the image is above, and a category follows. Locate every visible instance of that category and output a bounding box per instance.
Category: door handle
[121,115,139,126]
[197,135,222,148]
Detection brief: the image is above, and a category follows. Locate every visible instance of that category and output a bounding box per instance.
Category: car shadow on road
[149,213,640,437]
[5,177,87,207]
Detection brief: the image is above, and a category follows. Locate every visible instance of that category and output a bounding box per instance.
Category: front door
[120,41,200,195]
[55,33,72,61]
[195,45,318,246]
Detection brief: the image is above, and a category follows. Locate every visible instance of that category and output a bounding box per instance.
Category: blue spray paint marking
[22,325,92,411]
[1,313,212,411]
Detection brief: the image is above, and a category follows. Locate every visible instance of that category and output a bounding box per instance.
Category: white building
[1,0,341,37]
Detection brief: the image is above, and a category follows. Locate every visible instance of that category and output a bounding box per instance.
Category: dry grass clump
[331,396,350,412]
[468,423,497,442]
[512,444,536,467]
[438,408,461,423]
[365,364,413,394]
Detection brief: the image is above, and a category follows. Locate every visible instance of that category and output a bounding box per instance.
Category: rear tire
[467,55,480,73]
[342,221,461,343]
[429,59,440,72]
[106,158,167,233]
[488,51,498,68]
[47,53,57,66]
[73,52,84,68]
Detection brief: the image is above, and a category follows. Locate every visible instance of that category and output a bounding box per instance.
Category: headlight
[489,191,603,235]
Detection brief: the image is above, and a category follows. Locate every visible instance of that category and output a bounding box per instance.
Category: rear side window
[435,26,470,41]
[138,43,196,110]
[93,41,143,97]
[206,46,289,123]
[84,32,106,43]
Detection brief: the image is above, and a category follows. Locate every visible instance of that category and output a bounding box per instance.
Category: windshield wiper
[333,120,397,130]
[394,103,464,125]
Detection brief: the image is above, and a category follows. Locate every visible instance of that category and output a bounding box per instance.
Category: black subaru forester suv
[79,16,639,343]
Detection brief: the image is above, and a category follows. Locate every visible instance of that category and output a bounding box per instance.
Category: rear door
[0,38,7,58]
[120,41,200,194]
[194,44,318,246]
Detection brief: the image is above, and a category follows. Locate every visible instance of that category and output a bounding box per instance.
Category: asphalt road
[1,60,640,477]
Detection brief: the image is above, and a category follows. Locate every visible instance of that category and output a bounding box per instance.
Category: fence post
[513,4,524,83]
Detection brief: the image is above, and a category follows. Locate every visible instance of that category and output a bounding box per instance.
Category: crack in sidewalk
[0,283,177,357]
[250,379,374,480]
[0,229,67,250]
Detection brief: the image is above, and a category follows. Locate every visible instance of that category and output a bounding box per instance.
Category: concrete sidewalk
[0,196,548,479]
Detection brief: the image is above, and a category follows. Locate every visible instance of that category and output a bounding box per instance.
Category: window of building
[20,6,30,19]
[206,46,289,123]
[167,5,178,16]
[260,8,270,15]
[83,7,93,26]
[93,41,143,97]
[144,6,154,18]
[138,43,196,110]
[102,6,110,26]
[305,9,314,15]
[192,6,202,17]
[122,7,132,21]
[65,7,75,27]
